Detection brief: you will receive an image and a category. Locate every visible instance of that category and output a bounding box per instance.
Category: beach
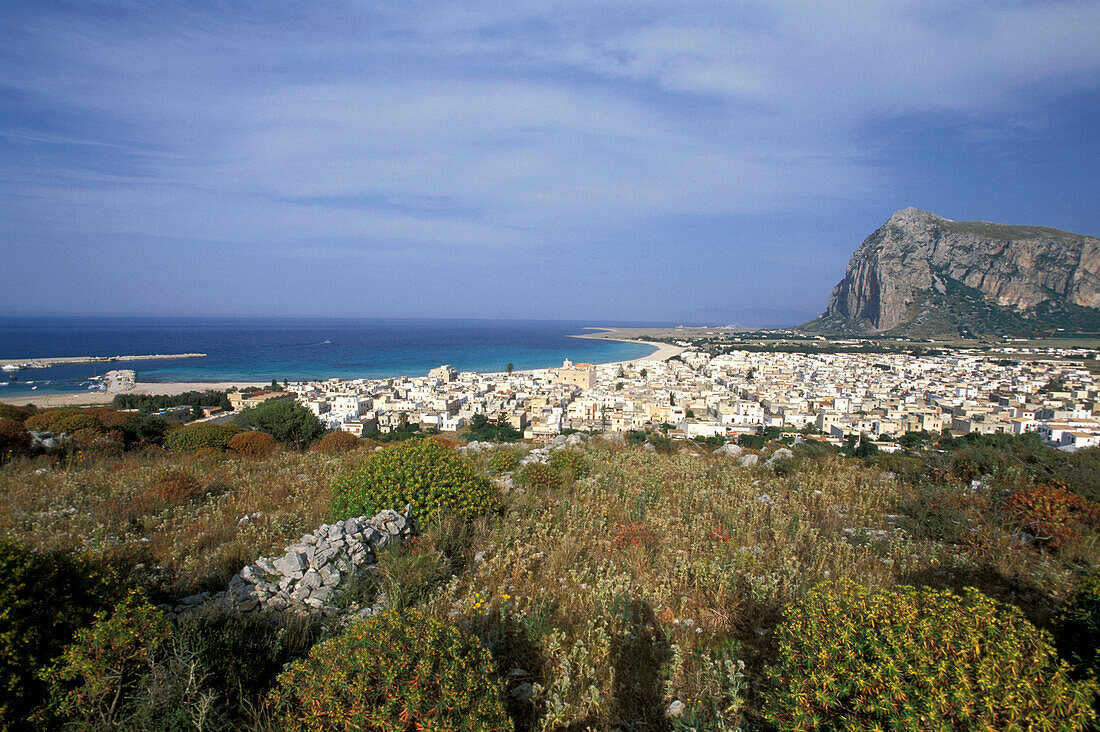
[1,381,266,409]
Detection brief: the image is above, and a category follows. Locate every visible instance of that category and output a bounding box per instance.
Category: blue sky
[2,1,1098,325]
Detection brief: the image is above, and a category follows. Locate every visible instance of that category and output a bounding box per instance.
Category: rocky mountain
[802,208,1100,337]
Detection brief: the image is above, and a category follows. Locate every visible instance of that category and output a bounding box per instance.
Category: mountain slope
[802,208,1100,337]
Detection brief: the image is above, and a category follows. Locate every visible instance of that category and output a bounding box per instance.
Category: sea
[0,317,668,399]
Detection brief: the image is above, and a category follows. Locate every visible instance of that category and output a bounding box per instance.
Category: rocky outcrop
[167,508,412,617]
[815,208,1100,334]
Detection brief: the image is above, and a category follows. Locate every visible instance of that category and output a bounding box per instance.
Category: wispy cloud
[1,1,1097,316]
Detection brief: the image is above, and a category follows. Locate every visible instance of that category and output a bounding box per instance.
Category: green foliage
[330,437,497,523]
[464,413,522,443]
[120,413,168,447]
[268,610,512,732]
[0,418,31,463]
[24,409,103,435]
[519,461,561,490]
[112,390,230,413]
[233,400,324,450]
[163,423,239,454]
[764,582,1096,731]
[0,543,122,727]
[548,449,590,480]
[1056,574,1100,683]
[174,607,326,705]
[310,430,363,453]
[227,430,279,459]
[45,592,173,728]
[0,404,34,423]
[487,450,518,475]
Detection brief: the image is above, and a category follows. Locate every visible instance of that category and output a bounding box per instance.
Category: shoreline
[0,381,267,409]
[567,331,684,364]
[0,329,683,408]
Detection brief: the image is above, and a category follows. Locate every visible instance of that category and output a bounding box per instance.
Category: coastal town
[225,343,1100,452]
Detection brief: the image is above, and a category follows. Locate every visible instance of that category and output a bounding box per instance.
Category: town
[227,345,1100,451]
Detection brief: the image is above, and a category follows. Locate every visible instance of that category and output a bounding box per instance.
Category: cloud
[1,0,1097,260]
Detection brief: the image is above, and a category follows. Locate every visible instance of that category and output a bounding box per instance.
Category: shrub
[83,407,131,430]
[0,403,33,423]
[233,400,324,450]
[1006,484,1100,548]
[1055,574,1100,681]
[487,450,518,475]
[25,409,103,435]
[0,418,31,463]
[175,606,326,704]
[268,610,512,732]
[45,592,173,728]
[548,448,590,479]
[310,431,362,453]
[227,430,278,459]
[519,461,560,490]
[330,437,497,523]
[763,582,1096,731]
[0,543,121,726]
[164,423,238,454]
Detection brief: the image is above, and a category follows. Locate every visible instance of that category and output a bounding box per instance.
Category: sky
[1,1,1098,325]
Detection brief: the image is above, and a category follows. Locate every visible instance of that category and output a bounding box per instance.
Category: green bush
[24,409,103,435]
[764,581,1096,731]
[330,437,497,523]
[519,461,560,490]
[227,430,279,459]
[487,450,518,475]
[175,607,326,704]
[45,592,173,728]
[0,543,122,726]
[233,400,324,450]
[548,448,590,479]
[163,423,239,454]
[0,404,34,423]
[268,610,512,732]
[1056,574,1100,681]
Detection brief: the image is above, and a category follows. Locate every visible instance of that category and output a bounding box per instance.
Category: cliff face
[823,208,1100,333]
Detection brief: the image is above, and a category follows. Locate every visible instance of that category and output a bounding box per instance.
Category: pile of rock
[519,432,589,467]
[168,508,413,617]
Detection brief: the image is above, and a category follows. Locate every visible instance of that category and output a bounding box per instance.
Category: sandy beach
[1,381,266,409]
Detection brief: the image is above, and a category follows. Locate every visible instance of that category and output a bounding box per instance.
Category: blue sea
[0,317,666,398]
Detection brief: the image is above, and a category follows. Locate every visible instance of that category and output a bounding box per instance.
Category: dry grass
[1,437,1094,730]
[0,449,360,597]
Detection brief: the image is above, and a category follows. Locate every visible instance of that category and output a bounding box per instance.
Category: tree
[269,379,280,391]
[233,400,323,450]
[616,365,626,379]
[506,363,514,374]
[640,368,648,379]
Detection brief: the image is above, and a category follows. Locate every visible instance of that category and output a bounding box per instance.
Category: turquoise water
[0,317,664,398]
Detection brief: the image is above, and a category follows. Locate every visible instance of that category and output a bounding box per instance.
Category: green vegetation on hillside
[2,427,1100,729]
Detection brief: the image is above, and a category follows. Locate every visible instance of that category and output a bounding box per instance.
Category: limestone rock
[811,207,1100,335]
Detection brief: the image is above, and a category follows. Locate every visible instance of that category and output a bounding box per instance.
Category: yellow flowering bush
[764,581,1096,731]
[268,610,513,732]
[163,423,239,454]
[330,437,497,522]
[519,462,560,490]
[487,450,518,475]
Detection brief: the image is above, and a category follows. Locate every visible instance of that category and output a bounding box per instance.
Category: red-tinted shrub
[228,430,279,459]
